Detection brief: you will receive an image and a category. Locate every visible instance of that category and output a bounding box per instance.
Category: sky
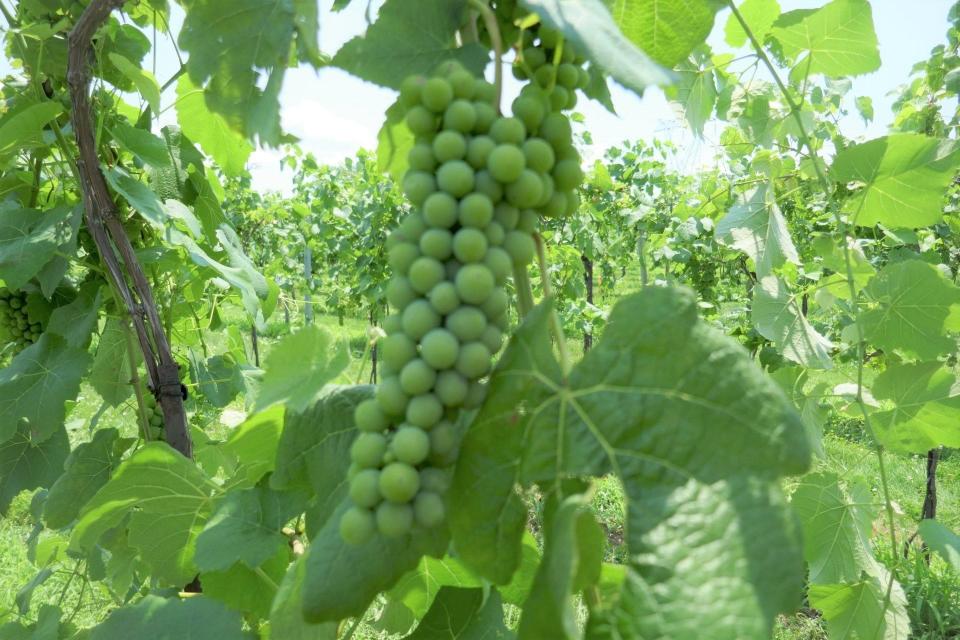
[4,1,955,192]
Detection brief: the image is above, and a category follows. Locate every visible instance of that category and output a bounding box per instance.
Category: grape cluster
[143,393,165,441]
[0,289,41,353]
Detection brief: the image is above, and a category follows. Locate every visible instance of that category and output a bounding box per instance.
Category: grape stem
[534,233,571,377]
[513,265,535,318]
[468,0,503,114]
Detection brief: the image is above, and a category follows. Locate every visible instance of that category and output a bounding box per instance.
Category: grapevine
[0,288,41,354]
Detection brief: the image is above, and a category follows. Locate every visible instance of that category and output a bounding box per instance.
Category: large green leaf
[769,0,880,79]
[0,204,75,291]
[808,572,909,640]
[377,101,413,182]
[604,0,723,67]
[89,595,253,640]
[270,558,338,640]
[43,428,129,529]
[70,443,218,586]
[918,520,960,571]
[725,0,781,48]
[107,52,161,114]
[0,334,91,444]
[0,102,63,160]
[332,0,488,90]
[405,588,512,640]
[520,0,672,96]
[0,422,69,514]
[666,53,717,136]
[452,289,810,638]
[830,135,960,228]
[859,260,960,360]
[716,185,799,278]
[752,275,834,369]
[223,405,285,487]
[108,122,170,168]
[254,327,350,413]
[870,363,960,453]
[202,547,291,619]
[175,75,252,176]
[90,317,135,407]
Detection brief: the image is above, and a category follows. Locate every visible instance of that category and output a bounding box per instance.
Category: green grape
[473,101,497,133]
[351,432,388,468]
[434,370,468,406]
[523,138,555,172]
[474,80,496,103]
[407,142,437,171]
[388,242,420,273]
[540,119,573,154]
[512,95,545,132]
[565,189,580,215]
[534,65,556,89]
[432,130,467,162]
[494,203,519,230]
[504,231,536,266]
[485,221,506,247]
[537,173,555,208]
[517,208,538,233]
[386,230,404,251]
[458,193,494,227]
[9,298,21,310]
[377,376,409,416]
[549,85,569,111]
[406,393,443,428]
[383,313,402,335]
[402,171,436,206]
[340,506,376,545]
[391,426,431,465]
[522,46,547,68]
[401,300,441,339]
[387,276,417,310]
[422,77,453,112]
[490,117,526,145]
[350,469,382,508]
[376,502,413,538]
[446,306,486,341]
[512,64,529,81]
[420,467,451,493]
[556,63,579,89]
[400,358,437,395]
[382,333,417,371]
[423,192,459,228]
[379,462,421,502]
[453,228,488,263]
[408,256,445,294]
[539,26,560,48]
[474,170,504,204]
[149,414,163,428]
[456,342,491,378]
[542,191,567,217]
[354,398,389,432]
[565,90,578,110]
[481,287,509,320]
[487,144,525,183]
[419,229,453,260]
[482,324,504,354]
[484,247,512,284]
[406,106,437,137]
[400,75,426,106]
[420,328,459,369]
[448,70,477,98]
[428,281,460,315]
[553,158,583,190]
[505,170,544,208]
[436,160,475,197]
[443,99,477,133]
[429,422,459,460]
[455,264,495,305]
[414,492,446,528]
[466,135,496,169]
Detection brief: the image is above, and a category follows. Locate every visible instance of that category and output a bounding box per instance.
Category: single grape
[419,229,453,260]
[557,63,579,89]
[408,143,437,171]
[446,306,487,341]
[512,96,545,132]
[485,221,505,247]
[453,228,488,263]
[387,276,417,310]
[377,376,409,416]
[565,189,580,215]
[517,208,538,233]
[494,203,519,230]
[487,145,525,183]
[340,506,376,545]
[490,117,526,145]
[455,264,495,305]
[443,99,477,133]
[434,369,469,406]
[553,158,583,190]
[422,77,453,113]
[379,462,421,502]
[388,242,420,273]
[401,300,441,340]
[355,398,389,432]
[414,492,446,528]
[474,170,504,204]
[481,287,510,320]
[403,171,436,206]
[423,192,459,228]
[523,138,555,173]
[549,85,569,111]
[484,247,512,284]
[577,67,590,89]
[505,169,544,208]
[436,160,475,197]
[537,173,555,208]
[406,393,444,428]
[482,324,505,354]
[429,422,459,458]
[391,426,431,465]
[456,341,492,378]
[534,65,556,89]
[473,101,497,133]
[406,106,437,137]
[432,130,467,163]
[420,328,459,369]
[381,333,417,371]
[565,90,578,110]
[351,432,388,468]
[428,281,460,315]
[400,358,437,396]
[376,502,413,538]
[474,80,496,103]
[459,193,495,227]
[350,469,382,507]
[503,231,536,266]
[448,70,477,98]
[408,256,445,294]
[466,135,496,169]
[522,46,547,68]
[539,112,572,148]
[383,313,402,335]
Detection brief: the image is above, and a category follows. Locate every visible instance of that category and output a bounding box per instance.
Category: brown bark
[67,0,191,458]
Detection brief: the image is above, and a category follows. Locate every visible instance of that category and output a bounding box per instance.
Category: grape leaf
[188,351,247,408]
[451,288,810,638]
[604,0,723,67]
[254,327,350,413]
[752,275,834,369]
[107,53,161,114]
[808,572,909,640]
[918,520,960,571]
[0,204,76,291]
[270,557,339,640]
[90,317,135,407]
[43,428,129,529]
[88,595,253,640]
[332,0,488,90]
[0,422,69,514]
[223,406,285,487]
[201,547,291,619]
[14,567,54,616]
[194,485,305,572]
[175,75,252,176]
[0,334,91,444]
[520,0,672,96]
[108,122,170,168]
[666,54,717,136]
[859,260,960,360]
[405,587,511,640]
[830,134,960,228]
[377,101,413,183]
[44,282,101,349]
[716,184,799,278]
[70,443,219,586]
[769,0,880,79]
[0,102,63,159]
[725,0,781,48]
[871,363,960,453]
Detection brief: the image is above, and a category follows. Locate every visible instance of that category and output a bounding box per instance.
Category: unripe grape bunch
[143,393,165,441]
[340,23,586,545]
[0,288,42,354]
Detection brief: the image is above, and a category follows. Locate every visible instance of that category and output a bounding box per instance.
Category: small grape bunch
[0,288,42,354]
[143,393,165,441]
